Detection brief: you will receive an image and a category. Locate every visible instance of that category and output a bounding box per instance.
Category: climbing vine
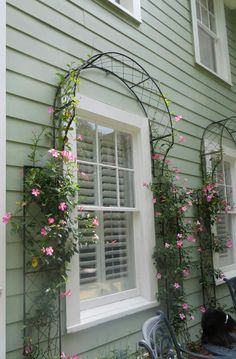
[3,67,96,359]
[149,150,231,339]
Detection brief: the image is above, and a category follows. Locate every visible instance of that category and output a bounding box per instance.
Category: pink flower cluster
[42,246,54,256]
[2,212,12,224]
[48,148,76,161]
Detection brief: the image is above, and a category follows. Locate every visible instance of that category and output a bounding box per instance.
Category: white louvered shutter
[77,120,135,301]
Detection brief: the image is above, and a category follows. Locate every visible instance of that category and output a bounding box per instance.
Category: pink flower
[79,207,84,212]
[41,227,47,236]
[156,272,162,280]
[24,345,33,355]
[152,197,157,204]
[206,195,213,202]
[180,206,188,213]
[77,134,84,141]
[61,353,67,358]
[175,115,183,122]
[176,240,183,248]
[165,243,171,248]
[183,268,190,278]
[175,175,180,181]
[190,315,195,321]
[59,220,67,225]
[151,153,162,160]
[173,167,181,174]
[2,212,12,224]
[72,355,79,359]
[42,246,54,256]
[143,182,148,187]
[47,106,54,114]
[60,289,72,299]
[179,135,186,143]
[226,240,233,248]
[173,282,181,289]
[58,202,67,211]
[187,235,196,242]
[48,217,55,225]
[179,313,186,320]
[200,306,206,313]
[165,159,172,165]
[61,150,76,161]
[182,303,189,310]
[79,172,90,180]
[177,233,183,238]
[48,148,60,158]
[92,218,99,227]
[32,188,40,197]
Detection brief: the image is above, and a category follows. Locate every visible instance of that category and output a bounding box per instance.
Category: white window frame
[0,0,6,357]
[106,0,142,23]
[214,146,236,283]
[190,0,232,84]
[66,95,157,333]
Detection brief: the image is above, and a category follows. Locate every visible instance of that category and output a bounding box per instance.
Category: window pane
[104,212,135,290]
[80,211,135,300]
[98,125,115,165]
[119,170,135,207]
[196,0,201,20]
[79,211,98,300]
[208,0,214,14]
[78,163,99,205]
[224,161,232,186]
[77,120,96,162]
[101,166,117,206]
[216,214,235,267]
[201,4,209,27]
[118,132,133,168]
[198,26,216,72]
[209,13,216,33]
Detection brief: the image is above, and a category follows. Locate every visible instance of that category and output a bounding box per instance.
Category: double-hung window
[66,96,156,332]
[106,0,141,22]
[214,150,236,277]
[190,0,231,83]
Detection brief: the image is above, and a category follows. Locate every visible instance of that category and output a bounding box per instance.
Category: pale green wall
[6,0,236,358]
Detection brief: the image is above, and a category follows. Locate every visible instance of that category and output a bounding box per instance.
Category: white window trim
[107,0,142,23]
[66,95,157,333]
[0,0,6,357]
[190,0,232,84]
[213,146,236,285]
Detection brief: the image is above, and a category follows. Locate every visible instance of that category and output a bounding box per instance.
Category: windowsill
[216,269,236,286]
[195,60,232,86]
[67,296,157,333]
[106,0,142,24]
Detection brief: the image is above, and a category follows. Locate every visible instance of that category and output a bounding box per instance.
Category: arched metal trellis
[53,52,174,161]
[200,116,236,307]
[23,52,175,358]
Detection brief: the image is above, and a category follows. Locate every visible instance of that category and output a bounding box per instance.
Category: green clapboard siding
[6,0,236,357]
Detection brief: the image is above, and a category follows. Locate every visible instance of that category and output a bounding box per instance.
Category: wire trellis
[23,52,174,357]
[23,166,61,358]
[53,52,174,163]
[200,116,236,307]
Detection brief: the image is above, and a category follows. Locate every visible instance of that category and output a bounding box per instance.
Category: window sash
[77,119,136,303]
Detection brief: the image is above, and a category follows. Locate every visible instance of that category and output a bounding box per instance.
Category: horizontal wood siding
[6,0,236,357]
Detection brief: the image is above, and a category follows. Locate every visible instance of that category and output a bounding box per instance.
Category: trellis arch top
[201,116,236,180]
[53,52,174,158]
